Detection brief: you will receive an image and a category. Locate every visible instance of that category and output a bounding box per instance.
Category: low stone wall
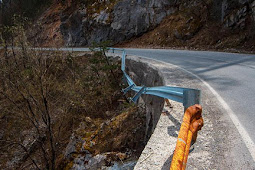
[125,56,165,141]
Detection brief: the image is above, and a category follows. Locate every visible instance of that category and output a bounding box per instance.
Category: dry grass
[0,47,146,169]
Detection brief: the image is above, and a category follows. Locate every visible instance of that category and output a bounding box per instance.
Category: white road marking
[134,55,255,161]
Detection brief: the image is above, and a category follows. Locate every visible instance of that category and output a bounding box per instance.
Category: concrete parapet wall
[125,56,165,141]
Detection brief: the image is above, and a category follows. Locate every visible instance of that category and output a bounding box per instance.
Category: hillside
[1,0,255,50]
[0,46,147,169]
[1,0,255,169]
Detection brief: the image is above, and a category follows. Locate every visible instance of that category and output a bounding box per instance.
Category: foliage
[0,21,123,169]
[89,40,121,87]
[0,0,52,26]
[0,15,29,46]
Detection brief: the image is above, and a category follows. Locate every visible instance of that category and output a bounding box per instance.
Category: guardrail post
[121,51,126,72]
[183,89,201,111]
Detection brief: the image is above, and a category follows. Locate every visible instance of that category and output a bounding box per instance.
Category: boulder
[85,154,107,169]
[65,134,85,159]
[224,5,248,28]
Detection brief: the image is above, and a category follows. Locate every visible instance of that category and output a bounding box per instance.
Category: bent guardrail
[107,47,201,111]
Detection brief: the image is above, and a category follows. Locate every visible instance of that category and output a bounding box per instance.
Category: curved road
[122,48,255,161]
[54,47,255,161]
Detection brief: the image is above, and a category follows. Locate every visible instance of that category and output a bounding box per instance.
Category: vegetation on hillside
[0,21,147,169]
[0,0,52,26]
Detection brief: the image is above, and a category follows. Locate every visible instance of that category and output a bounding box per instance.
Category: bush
[0,0,52,26]
[0,19,123,169]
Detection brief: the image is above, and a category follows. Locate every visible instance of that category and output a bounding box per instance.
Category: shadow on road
[195,57,255,74]
[166,111,181,137]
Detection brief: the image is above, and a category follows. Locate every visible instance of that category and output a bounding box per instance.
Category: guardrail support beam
[131,86,146,103]
[183,89,201,111]
[122,84,135,94]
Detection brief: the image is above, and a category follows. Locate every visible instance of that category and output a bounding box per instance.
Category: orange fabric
[170,114,191,170]
[182,130,192,170]
[170,104,203,170]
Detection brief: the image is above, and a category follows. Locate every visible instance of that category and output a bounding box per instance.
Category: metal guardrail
[107,47,201,110]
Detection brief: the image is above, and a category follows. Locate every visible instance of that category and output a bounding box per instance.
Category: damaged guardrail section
[105,48,203,169]
[108,48,201,111]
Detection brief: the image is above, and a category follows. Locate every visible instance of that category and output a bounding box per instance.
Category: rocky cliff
[60,0,177,46]
[57,0,255,50]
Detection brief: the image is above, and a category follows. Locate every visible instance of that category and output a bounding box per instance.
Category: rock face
[60,0,255,46]
[219,0,255,28]
[60,0,177,46]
